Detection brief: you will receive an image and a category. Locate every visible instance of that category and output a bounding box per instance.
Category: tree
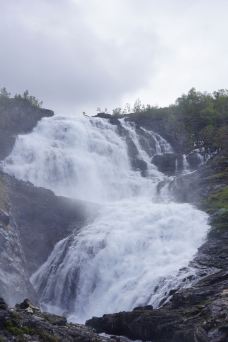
[15,90,43,108]
[112,107,122,116]
[133,98,142,113]
[0,87,10,98]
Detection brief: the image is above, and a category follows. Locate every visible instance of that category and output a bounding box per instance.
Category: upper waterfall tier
[3,115,172,202]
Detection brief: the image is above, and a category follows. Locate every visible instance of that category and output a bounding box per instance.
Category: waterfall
[182,154,190,173]
[2,114,209,323]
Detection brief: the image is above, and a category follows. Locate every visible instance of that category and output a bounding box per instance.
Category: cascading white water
[2,114,209,323]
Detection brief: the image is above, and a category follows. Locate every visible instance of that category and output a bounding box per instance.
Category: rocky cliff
[0,97,53,160]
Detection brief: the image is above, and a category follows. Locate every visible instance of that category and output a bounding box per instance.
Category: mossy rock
[4,320,34,336]
[207,186,228,210]
[0,175,8,212]
[212,209,228,231]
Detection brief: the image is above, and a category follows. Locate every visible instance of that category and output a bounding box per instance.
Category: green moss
[207,187,228,210]
[205,171,228,181]
[10,311,21,320]
[0,176,8,211]
[36,330,59,342]
[211,209,228,231]
[4,320,34,336]
[205,187,228,231]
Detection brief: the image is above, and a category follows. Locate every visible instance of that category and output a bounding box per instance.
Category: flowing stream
[3,115,209,322]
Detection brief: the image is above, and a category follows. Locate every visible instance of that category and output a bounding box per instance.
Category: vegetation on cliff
[0,87,53,160]
[114,88,228,235]
[110,88,228,154]
[0,87,43,109]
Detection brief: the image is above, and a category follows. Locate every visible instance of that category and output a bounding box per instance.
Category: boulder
[0,209,9,226]
[152,153,177,175]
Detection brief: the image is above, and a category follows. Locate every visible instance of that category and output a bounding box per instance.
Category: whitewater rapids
[3,114,209,322]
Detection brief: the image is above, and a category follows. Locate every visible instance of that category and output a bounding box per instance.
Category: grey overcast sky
[0,0,228,115]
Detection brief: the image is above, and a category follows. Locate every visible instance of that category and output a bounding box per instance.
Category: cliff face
[4,172,95,275]
[0,98,53,160]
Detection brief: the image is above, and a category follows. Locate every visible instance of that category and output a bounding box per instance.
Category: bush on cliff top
[0,87,42,109]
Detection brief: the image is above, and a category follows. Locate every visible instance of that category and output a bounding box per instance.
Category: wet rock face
[0,181,38,306]
[152,153,177,175]
[187,151,203,169]
[0,209,9,226]
[0,170,95,306]
[87,310,205,342]
[1,171,94,275]
[0,224,37,306]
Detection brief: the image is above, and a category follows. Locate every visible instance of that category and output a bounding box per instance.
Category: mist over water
[3,115,209,322]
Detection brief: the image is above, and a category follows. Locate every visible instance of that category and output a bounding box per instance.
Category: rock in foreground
[87,269,228,342]
[0,298,117,342]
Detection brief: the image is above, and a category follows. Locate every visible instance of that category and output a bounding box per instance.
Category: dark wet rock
[87,309,202,341]
[133,305,153,311]
[131,158,148,176]
[2,171,95,274]
[0,298,7,310]
[0,203,37,306]
[0,169,96,306]
[0,209,9,226]
[87,272,228,341]
[152,153,177,175]
[187,151,203,169]
[16,298,39,311]
[95,113,122,126]
[0,169,97,307]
